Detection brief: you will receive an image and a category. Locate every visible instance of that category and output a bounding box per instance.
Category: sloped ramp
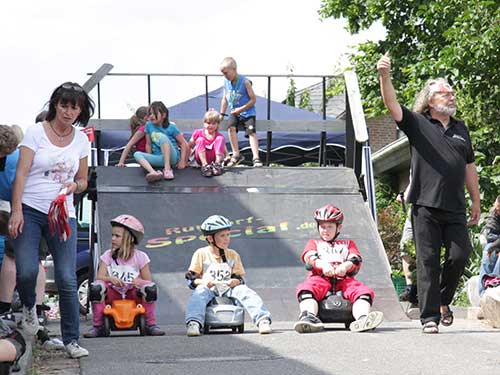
[96,166,406,323]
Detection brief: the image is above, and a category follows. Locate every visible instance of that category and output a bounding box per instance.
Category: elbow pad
[346,255,362,276]
[185,271,198,289]
[231,274,245,285]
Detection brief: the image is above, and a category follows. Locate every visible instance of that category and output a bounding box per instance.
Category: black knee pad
[357,294,373,305]
[89,283,106,302]
[138,283,157,302]
[298,291,315,303]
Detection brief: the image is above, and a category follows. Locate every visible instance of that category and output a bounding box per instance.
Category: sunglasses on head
[60,83,84,92]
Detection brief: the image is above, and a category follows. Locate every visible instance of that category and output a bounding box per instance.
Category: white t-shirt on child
[20,123,89,218]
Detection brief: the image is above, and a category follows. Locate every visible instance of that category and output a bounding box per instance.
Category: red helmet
[313,205,344,224]
[110,214,144,244]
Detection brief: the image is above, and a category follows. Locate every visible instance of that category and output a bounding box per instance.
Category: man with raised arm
[376,53,480,334]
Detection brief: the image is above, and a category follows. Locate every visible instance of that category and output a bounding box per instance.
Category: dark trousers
[411,205,472,324]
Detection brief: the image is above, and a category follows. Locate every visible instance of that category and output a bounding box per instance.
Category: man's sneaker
[42,338,65,351]
[211,162,224,176]
[146,324,165,336]
[349,311,384,332]
[201,164,213,177]
[293,311,324,333]
[65,341,89,358]
[21,305,40,335]
[83,326,105,338]
[186,321,201,337]
[258,319,272,334]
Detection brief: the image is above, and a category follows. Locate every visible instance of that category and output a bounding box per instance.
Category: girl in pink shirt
[84,214,164,337]
[117,106,149,167]
[188,109,227,177]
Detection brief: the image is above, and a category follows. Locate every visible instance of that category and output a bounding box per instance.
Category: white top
[20,123,90,218]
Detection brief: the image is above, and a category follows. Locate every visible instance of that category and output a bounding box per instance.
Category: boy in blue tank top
[219,57,262,168]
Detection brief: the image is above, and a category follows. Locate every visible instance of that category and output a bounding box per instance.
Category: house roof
[169,87,336,120]
[372,136,410,175]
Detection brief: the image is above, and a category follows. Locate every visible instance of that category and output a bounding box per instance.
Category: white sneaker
[65,341,89,358]
[43,338,65,351]
[186,321,201,337]
[349,311,384,332]
[22,305,40,335]
[258,319,271,334]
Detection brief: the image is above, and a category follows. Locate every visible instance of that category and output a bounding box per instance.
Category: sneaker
[21,305,40,335]
[201,164,213,177]
[65,341,89,358]
[42,338,65,351]
[83,326,105,338]
[253,159,263,168]
[258,319,271,334]
[186,321,201,337]
[145,324,165,336]
[211,162,224,176]
[163,169,175,180]
[406,303,420,320]
[293,311,324,333]
[349,311,384,332]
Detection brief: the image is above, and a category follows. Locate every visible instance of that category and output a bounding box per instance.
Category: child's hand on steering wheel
[228,279,240,288]
[110,277,125,287]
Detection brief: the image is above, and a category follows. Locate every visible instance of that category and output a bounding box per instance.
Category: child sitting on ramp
[117,106,149,167]
[294,204,384,333]
[184,215,272,336]
[84,214,164,337]
[187,109,227,177]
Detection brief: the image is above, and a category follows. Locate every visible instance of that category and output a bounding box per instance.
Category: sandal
[146,170,163,182]
[253,158,263,168]
[201,164,213,177]
[422,321,439,334]
[440,306,454,326]
[224,154,244,168]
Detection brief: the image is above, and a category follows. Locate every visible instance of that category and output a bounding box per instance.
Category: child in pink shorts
[84,214,164,337]
[294,204,384,333]
[188,109,226,177]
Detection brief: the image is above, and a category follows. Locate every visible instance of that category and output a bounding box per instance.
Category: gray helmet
[200,215,232,235]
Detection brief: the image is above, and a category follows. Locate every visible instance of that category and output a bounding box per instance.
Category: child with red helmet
[84,214,164,337]
[294,204,384,333]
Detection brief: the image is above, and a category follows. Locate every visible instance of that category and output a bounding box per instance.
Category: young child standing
[133,101,189,182]
[187,109,226,177]
[117,106,149,167]
[219,57,262,168]
[294,205,384,333]
[84,214,164,337]
[185,215,272,336]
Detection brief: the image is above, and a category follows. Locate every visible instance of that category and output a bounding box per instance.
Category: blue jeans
[14,205,79,345]
[478,242,500,296]
[134,134,179,167]
[185,284,272,326]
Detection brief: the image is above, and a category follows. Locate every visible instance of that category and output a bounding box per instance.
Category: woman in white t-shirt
[8,82,94,359]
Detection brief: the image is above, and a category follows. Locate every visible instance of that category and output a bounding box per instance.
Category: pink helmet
[110,214,144,244]
[313,204,344,224]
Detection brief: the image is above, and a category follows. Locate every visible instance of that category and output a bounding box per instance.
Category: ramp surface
[96,166,405,323]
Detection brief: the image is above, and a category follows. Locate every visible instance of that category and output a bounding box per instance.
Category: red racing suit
[296,238,374,303]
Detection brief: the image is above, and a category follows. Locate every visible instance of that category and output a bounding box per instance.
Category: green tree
[320,0,500,211]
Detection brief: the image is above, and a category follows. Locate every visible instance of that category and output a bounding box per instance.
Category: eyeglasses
[60,83,84,92]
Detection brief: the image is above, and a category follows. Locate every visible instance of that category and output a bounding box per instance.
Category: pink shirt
[100,249,150,283]
[191,129,225,151]
[135,125,147,152]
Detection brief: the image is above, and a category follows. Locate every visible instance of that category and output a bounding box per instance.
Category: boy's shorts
[296,275,374,304]
[227,115,256,138]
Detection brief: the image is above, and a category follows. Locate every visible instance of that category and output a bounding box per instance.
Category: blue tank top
[224,75,256,118]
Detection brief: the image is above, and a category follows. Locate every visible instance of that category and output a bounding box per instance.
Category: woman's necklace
[49,121,73,142]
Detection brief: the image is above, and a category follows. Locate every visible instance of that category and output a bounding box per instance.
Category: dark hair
[45,82,95,126]
[149,101,169,128]
[130,106,149,135]
[35,110,48,123]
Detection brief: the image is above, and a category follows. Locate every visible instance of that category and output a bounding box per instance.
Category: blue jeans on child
[478,242,500,296]
[185,284,272,326]
[13,204,80,345]
[134,133,179,167]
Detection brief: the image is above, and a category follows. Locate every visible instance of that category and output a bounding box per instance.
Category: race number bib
[317,242,348,265]
[203,262,232,283]
[107,264,140,283]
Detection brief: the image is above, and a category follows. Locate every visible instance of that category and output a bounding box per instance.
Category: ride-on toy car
[102,284,146,336]
[203,281,245,334]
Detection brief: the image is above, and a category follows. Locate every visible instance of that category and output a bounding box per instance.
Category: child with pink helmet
[84,214,164,337]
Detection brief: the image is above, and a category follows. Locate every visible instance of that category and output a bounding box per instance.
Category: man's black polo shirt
[397,105,474,213]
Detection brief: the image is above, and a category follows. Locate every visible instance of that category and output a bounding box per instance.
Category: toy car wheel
[231,327,237,333]
[344,322,350,330]
[103,316,111,337]
[203,325,210,334]
[237,324,244,333]
[138,314,146,336]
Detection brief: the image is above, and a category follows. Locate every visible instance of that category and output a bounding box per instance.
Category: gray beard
[434,104,456,116]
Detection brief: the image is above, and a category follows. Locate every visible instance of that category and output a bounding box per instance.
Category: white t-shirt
[20,123,89,218]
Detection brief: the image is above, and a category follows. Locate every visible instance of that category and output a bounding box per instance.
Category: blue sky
[0,0,384,128]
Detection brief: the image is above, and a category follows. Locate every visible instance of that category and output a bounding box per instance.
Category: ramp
[96,166,406,323]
